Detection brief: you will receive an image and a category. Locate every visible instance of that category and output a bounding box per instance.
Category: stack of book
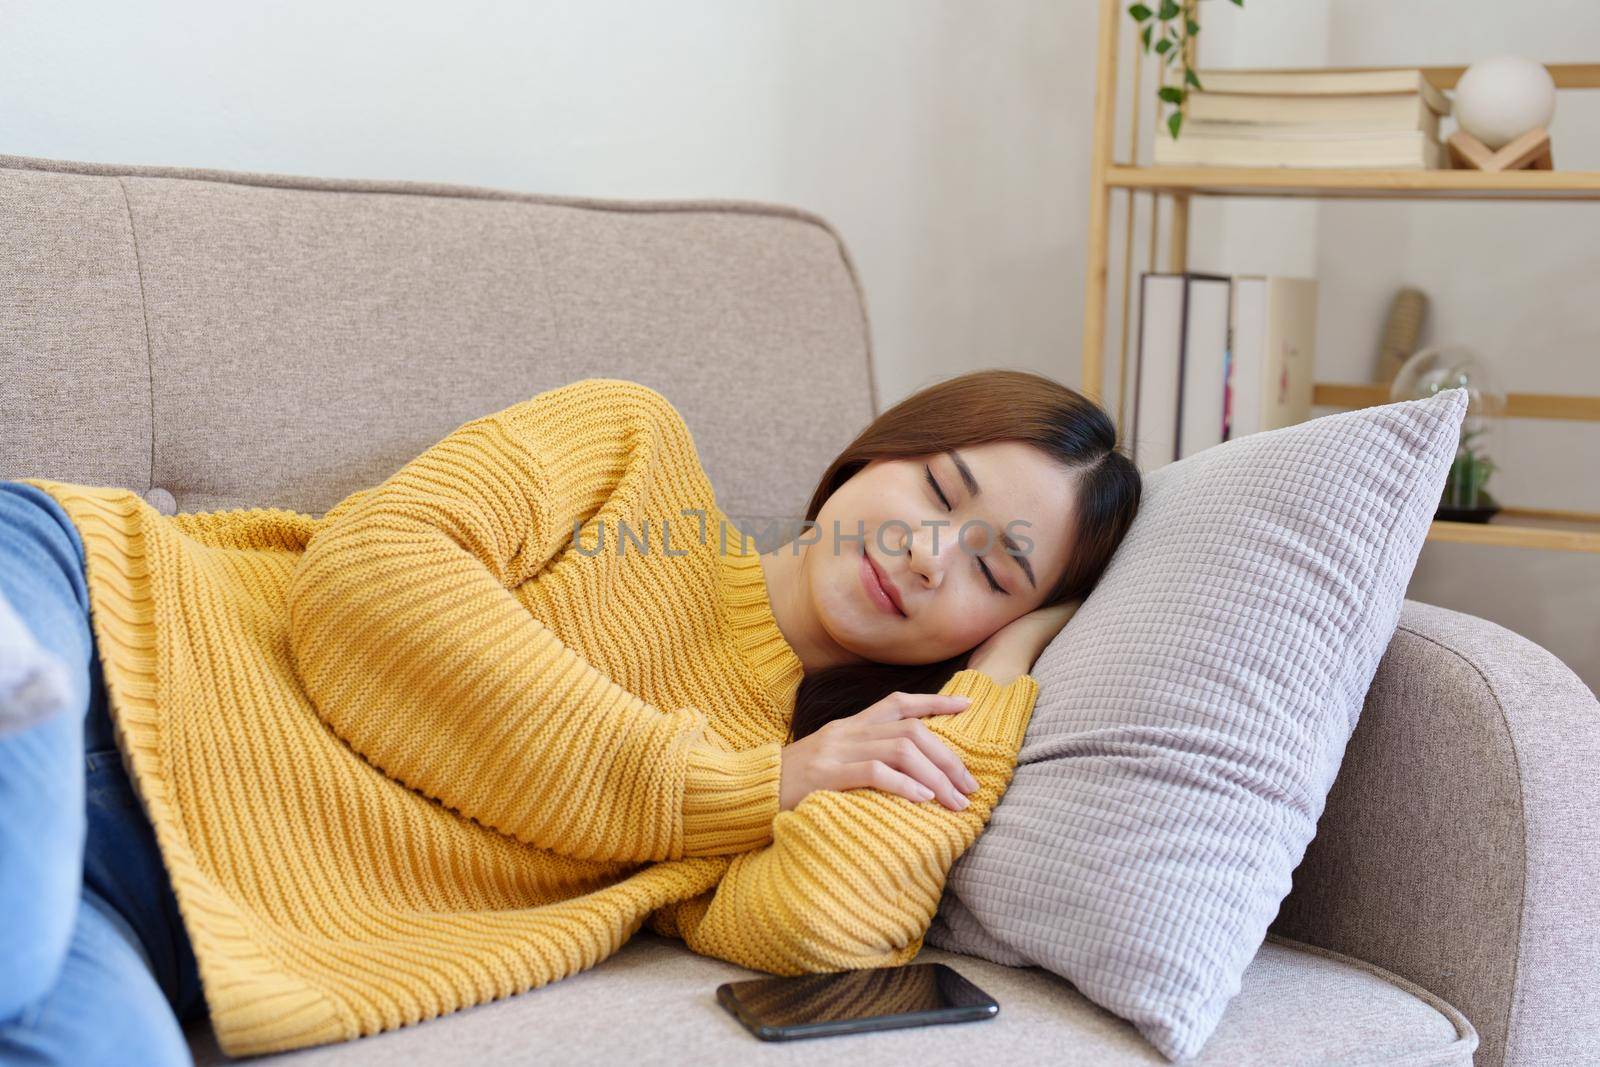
[1130,271,1318,472]
[1152,68,1451,169]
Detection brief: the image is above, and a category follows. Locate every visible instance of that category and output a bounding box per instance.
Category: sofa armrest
[1269,598,1600,1067]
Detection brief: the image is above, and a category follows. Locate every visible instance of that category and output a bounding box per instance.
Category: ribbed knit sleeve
[286,378,781,864]
[661,668,1039,973]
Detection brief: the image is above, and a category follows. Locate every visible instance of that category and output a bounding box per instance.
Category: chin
[817,615,880,663]
[817,603,901,666]
[825,618,948,667]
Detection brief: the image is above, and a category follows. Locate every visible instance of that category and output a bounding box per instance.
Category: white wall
[4,0,1595,688]
[0,0,1095,408]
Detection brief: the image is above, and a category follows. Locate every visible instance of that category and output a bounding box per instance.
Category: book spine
[1175,276,1191,463]
[1223,319,1233,442]
[1133,272,1146,468]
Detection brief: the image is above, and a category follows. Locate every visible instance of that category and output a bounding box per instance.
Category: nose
[903,521,954,590]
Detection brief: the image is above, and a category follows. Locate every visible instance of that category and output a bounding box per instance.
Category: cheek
[926,591,1008,649]
[814,539,879,630]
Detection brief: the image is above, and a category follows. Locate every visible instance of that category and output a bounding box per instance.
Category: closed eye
[924,464,952,510]
[927,463,1007,595]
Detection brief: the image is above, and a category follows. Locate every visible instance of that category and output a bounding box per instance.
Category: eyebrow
[947,449,981,497]
[946,449,1037,589]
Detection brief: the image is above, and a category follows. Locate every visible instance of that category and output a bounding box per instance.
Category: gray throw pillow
[926,387,1470,1061]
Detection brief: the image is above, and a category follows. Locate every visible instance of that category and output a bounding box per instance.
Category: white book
[1226,276,1318,440]
[1180,116,1441,140]
[1193,68,1452,115]
[1186,91,1445,130]
[1133,274,1182,471]
[1179,276,1232,460]
[1133,272,1231,471]
[1153,129,1444,169]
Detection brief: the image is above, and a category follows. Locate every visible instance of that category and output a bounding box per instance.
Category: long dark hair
[785,368,1141,742]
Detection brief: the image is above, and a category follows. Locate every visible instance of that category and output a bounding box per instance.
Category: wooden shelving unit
[1081,0,1600,554]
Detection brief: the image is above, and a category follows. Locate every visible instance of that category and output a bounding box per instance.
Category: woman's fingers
[789,690,981,810]
[861,690,971,725]
[862,717,979,796]
[834,758,962,809]
[849,737,970,810]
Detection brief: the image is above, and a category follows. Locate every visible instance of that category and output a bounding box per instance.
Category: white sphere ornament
[1453,55,1556,149]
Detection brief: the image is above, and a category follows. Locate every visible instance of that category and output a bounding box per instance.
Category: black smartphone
[716,962,999,1042]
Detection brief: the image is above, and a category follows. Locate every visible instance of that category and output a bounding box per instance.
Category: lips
[862,544,907,618]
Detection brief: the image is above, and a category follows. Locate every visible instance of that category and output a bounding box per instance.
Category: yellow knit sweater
[21,377,1039,1058]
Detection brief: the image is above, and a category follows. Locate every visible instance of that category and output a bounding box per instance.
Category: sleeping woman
[0,369,1140,1063]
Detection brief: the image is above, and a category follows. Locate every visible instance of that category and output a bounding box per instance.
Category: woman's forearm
[964,651,1031,687]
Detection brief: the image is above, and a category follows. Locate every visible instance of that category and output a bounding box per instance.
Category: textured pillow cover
[925,387,1470,1061]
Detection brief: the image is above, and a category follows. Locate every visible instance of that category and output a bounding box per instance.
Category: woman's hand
[965,598,1084,686]
[779,691,981,813]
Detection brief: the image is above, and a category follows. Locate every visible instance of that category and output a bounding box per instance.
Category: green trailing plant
[1128,0,1245,139]
[1444,425,1499,510]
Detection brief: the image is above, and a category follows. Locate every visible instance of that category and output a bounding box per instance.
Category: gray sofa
[3,151,1596,1066]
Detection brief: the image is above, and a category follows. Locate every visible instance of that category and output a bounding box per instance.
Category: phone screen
[716,962,999,1041]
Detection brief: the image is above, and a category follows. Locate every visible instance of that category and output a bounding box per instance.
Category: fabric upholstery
[926,390,1469,1060]
[0,152,878,530]
[1273,598,1600,1067]
[185,930,1474,1066]
[0,168,152,491]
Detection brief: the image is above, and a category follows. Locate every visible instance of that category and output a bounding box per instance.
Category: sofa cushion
[926,389,1470,1061]
[0,153,876,530]
[185,930,1474,1065]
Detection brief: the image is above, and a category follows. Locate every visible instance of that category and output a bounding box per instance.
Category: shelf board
[1304,382,1600,552]
[1313,383,1600,423]
[1106,164,1600,201]
[1428,510,1600,554]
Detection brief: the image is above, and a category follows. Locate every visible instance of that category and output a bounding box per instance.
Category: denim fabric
[0,480,203,1065]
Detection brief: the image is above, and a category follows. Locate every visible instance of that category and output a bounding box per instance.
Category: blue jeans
[0,481,203,1065]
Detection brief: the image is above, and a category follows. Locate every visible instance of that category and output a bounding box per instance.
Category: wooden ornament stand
[1447,126,1554,171]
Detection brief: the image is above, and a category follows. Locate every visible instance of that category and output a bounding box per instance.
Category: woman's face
[800,440,1077,665]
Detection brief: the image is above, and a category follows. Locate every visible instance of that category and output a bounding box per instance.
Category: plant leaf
[1168,110,1184,138]
[1185,67,1202,89]
[1158,85,1185,104]
[1129,3,1153,20]
[1158,0,1180,18]
[1154,37,1172,54]
[1186,18,1200,34]
[1141,23,1152,48]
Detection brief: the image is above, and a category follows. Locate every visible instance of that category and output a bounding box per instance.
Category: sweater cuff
[937,669,1041,746]
[681,740,783,857]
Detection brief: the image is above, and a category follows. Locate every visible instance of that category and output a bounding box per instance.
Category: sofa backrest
[0,153,879,529]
